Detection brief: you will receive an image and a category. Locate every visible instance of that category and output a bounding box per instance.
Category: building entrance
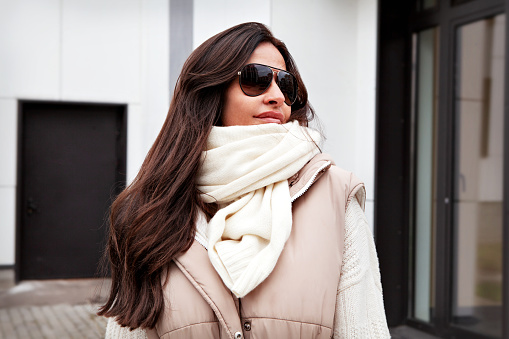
[17,101,126,280]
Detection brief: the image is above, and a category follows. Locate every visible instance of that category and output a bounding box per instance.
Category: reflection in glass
[453,14,505,338]
[412,27,438,322]
[451,0,475,6]
[417,0,437,11]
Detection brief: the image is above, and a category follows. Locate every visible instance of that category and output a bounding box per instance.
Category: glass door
[377,0,508,337]
[452,14,505,338]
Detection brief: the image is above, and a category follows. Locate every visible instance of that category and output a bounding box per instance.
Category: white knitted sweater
[334,197,390,338]
[104,196,390,338]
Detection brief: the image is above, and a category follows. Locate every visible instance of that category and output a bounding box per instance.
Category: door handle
[27,198,39,216]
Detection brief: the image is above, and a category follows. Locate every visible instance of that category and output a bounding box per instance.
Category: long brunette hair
[98,22,314,329]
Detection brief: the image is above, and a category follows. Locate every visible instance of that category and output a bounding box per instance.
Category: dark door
[17,102,126,280]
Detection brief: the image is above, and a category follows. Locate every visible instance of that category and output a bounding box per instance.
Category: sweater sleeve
[105,317,148,339]
[333,196,391,338]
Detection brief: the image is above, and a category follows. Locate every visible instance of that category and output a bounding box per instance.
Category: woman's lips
[254,111,284,124]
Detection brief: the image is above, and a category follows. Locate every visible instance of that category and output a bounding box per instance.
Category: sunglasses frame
[237,63,298,106]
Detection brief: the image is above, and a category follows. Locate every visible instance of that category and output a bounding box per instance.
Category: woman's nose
[263,75,285,106]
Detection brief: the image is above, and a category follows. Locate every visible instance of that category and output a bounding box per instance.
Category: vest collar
[289,153,333,201]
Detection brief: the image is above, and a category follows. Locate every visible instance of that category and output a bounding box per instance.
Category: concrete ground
[0,269,111,339]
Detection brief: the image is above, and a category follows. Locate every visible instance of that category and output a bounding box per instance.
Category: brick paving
[0,303,107,339]
[0,270,110,339]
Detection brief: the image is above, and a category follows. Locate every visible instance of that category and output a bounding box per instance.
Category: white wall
[355,0,378,229]
[272,0,357,166]
[272,0,378,227]
[0,0,379,266]
[193,0,271,49]
[0,0,170,265]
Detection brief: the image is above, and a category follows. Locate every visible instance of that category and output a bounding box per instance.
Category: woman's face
[222,42,292,126]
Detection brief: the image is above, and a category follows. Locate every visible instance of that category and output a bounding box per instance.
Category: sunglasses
[237,63,298,106]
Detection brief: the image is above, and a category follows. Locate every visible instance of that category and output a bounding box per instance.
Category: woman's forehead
[246,42,286,71]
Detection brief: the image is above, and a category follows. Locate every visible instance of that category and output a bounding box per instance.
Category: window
[417,0,438,11]
[377,0,508,338]
[411,27,439,323]
[452,15,505,337]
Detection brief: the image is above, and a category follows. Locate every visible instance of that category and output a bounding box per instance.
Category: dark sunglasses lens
[240,64,273,96]
[277,72,297,105]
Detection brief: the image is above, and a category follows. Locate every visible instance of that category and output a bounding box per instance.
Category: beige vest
[147,154,365,339]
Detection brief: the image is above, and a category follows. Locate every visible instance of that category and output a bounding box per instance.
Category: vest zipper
[290,161,332,203]
[238,297,242,318]
[238,297,244,338]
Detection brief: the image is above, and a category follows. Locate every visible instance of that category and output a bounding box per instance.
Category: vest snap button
[243,321,251,331]
[234,331,242,339]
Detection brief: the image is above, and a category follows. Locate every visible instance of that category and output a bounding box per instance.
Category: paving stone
[84,305,107,337]
[0,304,107,339]
[0,272,109,338]
[29,306,57,339]
[0,309,16,339]
[67,304,93,338]
[72,305,106,339]
[9,307,31,338]
[54,304,87,338]
[19,306,44,338]
[40,305,69,338]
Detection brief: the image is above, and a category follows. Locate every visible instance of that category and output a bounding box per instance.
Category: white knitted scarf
[196,120,321,297]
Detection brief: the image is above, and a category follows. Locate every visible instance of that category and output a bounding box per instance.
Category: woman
[100,22,390,338]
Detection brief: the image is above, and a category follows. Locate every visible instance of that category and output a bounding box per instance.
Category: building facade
[3,0,507,338]
[0,0,378,284]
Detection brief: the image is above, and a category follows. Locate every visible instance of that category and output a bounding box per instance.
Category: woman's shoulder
[297,153,363,187]
[292,153,365,207]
